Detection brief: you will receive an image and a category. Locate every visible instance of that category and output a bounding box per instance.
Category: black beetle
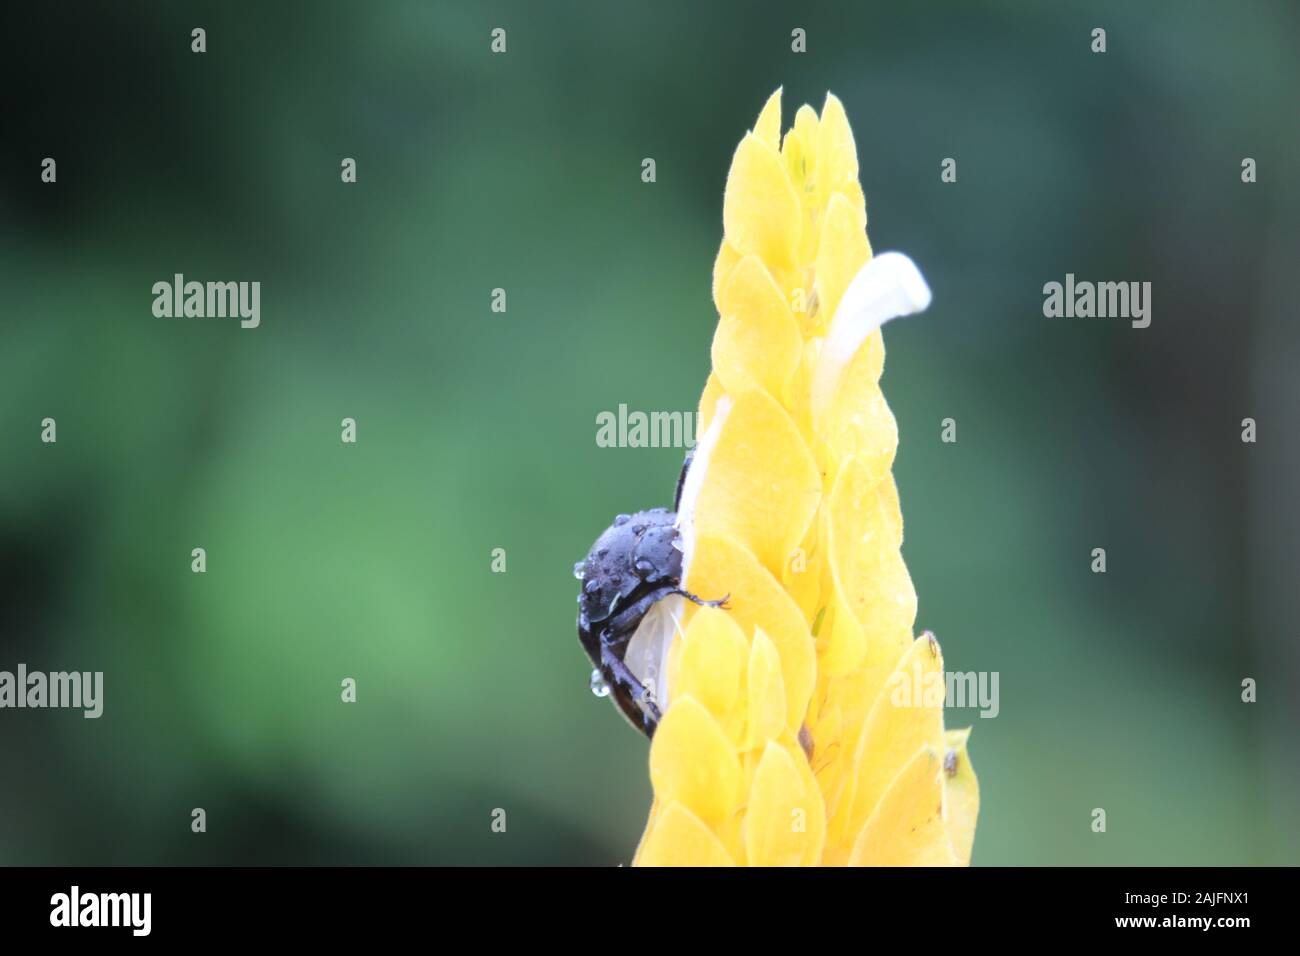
[575,451,726,738]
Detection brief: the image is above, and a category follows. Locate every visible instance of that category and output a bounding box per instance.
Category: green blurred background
[2,0,1297,865]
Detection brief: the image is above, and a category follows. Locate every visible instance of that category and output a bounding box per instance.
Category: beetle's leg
[673,587,730,610]
[600,630,662,733]
[600,585,680,637]
[600,645,662,730]
[596,587,678,736]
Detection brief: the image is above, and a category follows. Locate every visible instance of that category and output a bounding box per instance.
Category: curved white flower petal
[675,395,732,576]
[622,595,685,712]
[625,396,733,714]
[811,252,931,425]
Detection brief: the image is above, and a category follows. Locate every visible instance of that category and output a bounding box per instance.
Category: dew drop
[589,668,611,698]
[573,561,586,580]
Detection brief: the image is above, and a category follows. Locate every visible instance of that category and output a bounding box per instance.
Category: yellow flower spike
[942,728,980,866]
[637,801,737,867]
[691,388,821,579]
[722,134,802,270]
[684,533,815,736]
[634,90,977,867]
[845,633,947,840]
[649,695,743,829]
[745,741,820,867]
[744,628,787,749]
[711,254,804,403]
[847,745,958,867]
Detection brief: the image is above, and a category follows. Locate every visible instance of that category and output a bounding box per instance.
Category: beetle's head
[576,507,682,624]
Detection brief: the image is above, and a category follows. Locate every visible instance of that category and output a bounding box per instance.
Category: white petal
[811,252,931,424]
[625,396,735,715]
[674,395,731,577]
[622,595,685,712]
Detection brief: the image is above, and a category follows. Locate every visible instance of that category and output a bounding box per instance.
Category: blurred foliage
[1,0,1297,864]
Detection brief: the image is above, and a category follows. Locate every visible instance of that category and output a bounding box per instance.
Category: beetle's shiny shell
[577,507,682,625]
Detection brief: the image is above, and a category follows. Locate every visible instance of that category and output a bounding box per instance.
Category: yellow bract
[847,746,956,867]
[723,134,802,272]
[637,802,736,867]
[634,89,978,866]
[690,388,821,580]
[712,254,803,403]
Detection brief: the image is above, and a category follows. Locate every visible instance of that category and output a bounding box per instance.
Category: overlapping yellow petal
[813,192,872,336]
[637,801,737,867]
[711,254,803,403]
[745,741,823,866]
[685,533,815,736]
[690,387,821,579]
[752,88,783,150]
[943,728,980,866]
[846,634,947,839]
[722,134,801,271]
[649,695,742,829]
[847,745,958,867]
[670,606,748,745]
[634,89,977,867]
[817,350,894,479]
[744,629,787,749]
[821,462,915,681]
[817,95,861,208]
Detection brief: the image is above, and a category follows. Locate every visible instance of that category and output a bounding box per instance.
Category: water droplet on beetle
[590,669,611,698]
[573,561,585,580]
[614,514,631,526]
[585,578,601,594]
